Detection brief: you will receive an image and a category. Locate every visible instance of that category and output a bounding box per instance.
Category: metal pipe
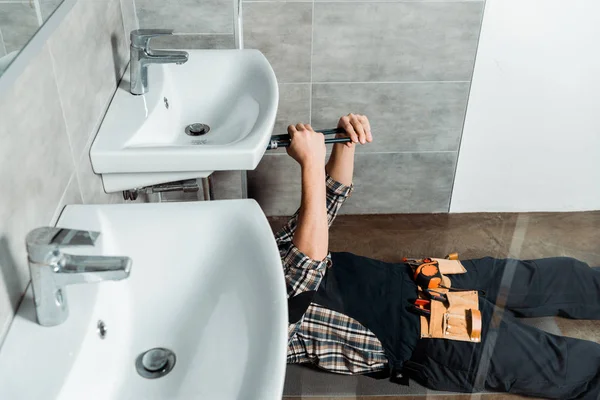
[233,0,243,50]
[266,128,351,150]
[202,176,214,201]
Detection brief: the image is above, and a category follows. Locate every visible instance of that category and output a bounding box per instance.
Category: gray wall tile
[249,152,456,216]
[0,3,40,53]
[244,2,312,83]
[135,0,232,34]
[76,134,123,205]
[151,34,234,50]
[248,154,301,216]
[0,32,6,57]
[0,26,6,57]
[245,0,310,2]
[41,0,64,21]
[268,84,311,154]
[312,82,470,152]
[316,0,483,2]
[212,171,243,199]
[120,0,139,48]
[275,84,311,134]
[312,2,484,82]
[50,173,84,226]
[0,45,74,339]
[340,152,456,214]
[48,0,128,158]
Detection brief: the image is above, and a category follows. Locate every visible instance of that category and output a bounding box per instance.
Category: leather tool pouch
[419,290,482,343]
[431,258,466,288]
[408,254,482,343]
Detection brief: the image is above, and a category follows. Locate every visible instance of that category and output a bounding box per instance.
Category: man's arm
[288,123,328,260]
[277,124,329,345]
[275,114,373,258]
[326,113,372,186]
[274,118,372,347]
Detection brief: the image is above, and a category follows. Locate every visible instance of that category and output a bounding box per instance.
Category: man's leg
[449,257,600,319]
[407,298,600,399]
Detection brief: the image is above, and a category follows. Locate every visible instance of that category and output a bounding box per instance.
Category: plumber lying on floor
[277,114,600,400]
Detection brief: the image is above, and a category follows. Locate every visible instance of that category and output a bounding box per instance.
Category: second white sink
[91,49,278,192]
[0,200,287,399]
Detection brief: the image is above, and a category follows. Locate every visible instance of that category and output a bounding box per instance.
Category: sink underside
[0,200,287,399]
[91,50,278,192]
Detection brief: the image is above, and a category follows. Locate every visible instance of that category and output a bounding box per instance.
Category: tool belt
[404,254,482,343]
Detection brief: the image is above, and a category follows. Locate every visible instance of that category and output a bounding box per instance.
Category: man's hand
[326,114,372,186]
[286,123,326,168]
[337,113,372,147]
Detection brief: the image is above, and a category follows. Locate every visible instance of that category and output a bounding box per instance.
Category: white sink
[0,200,287,399]
[91,50,279,192]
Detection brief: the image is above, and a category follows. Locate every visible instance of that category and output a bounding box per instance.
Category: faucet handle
[26,227,100,263]
[131,29,174,49]
[27,227,100,247]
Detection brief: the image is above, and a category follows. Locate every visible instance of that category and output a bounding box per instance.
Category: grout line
[313,80,470,84]
[33,0,44,26]
[448,0,486,213]
[49,172,77,226]
[308,0,315,124]
[243,0,483,2]
[47,44,83,201]
[172,32,234,36]
[278,80,470,85]
[0,26,7,55]
[130,0,140,31]
[265,150,459,156]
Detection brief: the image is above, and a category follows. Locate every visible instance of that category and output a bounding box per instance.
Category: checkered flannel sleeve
[274,175,354,340]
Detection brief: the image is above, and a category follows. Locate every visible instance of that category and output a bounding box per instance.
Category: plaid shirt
[275,175,388,375]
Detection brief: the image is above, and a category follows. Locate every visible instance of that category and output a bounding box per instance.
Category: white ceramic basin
[0,200,287,399]
[91,50,278,192]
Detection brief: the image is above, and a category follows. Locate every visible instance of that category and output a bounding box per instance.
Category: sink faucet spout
[26,227,132,327]
[130,29,190,95]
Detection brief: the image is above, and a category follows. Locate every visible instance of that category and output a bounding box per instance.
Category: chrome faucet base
[26,227,132,327]
[129,29,189,95]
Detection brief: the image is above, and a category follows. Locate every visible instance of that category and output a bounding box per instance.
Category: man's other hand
[287,123,326,168]
[337,114,372,147]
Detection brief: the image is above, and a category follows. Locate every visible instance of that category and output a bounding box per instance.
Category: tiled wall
[135,0,235,50]
[0,0,244,344]
[0,2,39,57]
[0,0,64,59]
[245,0,485,215]
[0,0,138,344]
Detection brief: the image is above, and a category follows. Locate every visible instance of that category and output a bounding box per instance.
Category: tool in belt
[405,253,482,343]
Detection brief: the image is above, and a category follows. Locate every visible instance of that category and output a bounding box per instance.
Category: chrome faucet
[129,29,189,95]
[26,227,132,327]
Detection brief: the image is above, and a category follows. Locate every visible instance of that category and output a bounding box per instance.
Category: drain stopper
[185,123,210,136]
[136,348,176,379]
[142,349,169,372]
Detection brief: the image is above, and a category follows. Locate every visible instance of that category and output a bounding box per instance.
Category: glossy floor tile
[270,211,600,398]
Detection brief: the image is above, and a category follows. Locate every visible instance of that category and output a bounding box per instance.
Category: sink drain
[185,123,210,136]
[135,348,176,379]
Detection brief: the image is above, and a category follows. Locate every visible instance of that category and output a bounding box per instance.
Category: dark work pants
[406,257,600,400]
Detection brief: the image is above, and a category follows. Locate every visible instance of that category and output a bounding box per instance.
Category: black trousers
[406,257,600,400]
